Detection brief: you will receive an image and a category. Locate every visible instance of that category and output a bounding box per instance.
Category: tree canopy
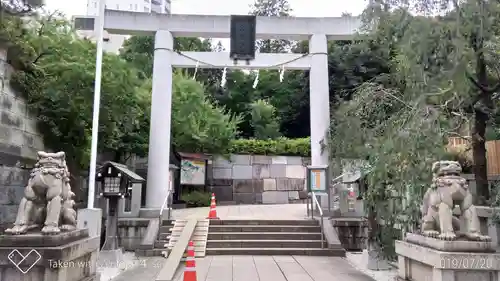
[329,0,500,258]
[7,15,241,172]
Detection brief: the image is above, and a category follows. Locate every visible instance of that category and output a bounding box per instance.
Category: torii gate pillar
[145,30,174,208]
[309,34,330,166]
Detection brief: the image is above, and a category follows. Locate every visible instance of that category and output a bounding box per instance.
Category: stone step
[205,247,346,257]
[135,248,168,257]
[208,232,322,240]
[154,240,170,249]
[159,226,175,233]
[158,233,173,240]
[207,239,326,248]
[209,220,319,226]
[209,225,320,232]
[161,220,175,227]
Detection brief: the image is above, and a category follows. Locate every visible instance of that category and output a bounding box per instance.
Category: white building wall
[87,0,168,16]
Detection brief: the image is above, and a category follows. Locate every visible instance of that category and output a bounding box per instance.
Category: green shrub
[180,190,211,207]
[229,137,310,156]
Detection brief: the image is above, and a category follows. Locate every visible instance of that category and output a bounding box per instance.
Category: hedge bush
[229,137,310,157]
[180,190,212,207]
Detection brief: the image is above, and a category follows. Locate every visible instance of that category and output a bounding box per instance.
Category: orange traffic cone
[206,193,219,219]
[183,241,197,281]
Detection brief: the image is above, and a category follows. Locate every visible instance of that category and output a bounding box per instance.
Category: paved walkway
[105,205,391,281]
[171,204,310,220]
[171,255,375,281]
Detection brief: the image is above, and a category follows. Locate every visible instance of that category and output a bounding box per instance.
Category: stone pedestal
[0,229,100,281]
[396,233,500,281]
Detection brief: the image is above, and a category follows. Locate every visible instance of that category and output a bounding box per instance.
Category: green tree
[138,72,242,153]
[9,16,146,169]
[212,70,256,138]
[330,0,500,258]
[249,0,293,52]
[119,36,222,90]
[250,99,281,140]
[369,0,500,202]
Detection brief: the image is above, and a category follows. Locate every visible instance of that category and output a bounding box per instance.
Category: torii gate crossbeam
[103,10,360,209]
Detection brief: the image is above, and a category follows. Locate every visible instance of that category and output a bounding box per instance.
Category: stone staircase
[136,219,174,257]
[166,219,209,257]
[206,219,345,256]
[155,219,175,252]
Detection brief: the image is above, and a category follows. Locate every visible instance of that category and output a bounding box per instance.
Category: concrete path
[172,204,310,220]
[172,256,376,281]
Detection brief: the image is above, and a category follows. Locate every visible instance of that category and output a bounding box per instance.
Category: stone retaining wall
[208,154,311,204]
[0,49,44,225]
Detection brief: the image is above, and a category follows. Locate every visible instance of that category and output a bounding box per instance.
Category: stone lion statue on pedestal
[420,160,490,241]
[5,151,77,235]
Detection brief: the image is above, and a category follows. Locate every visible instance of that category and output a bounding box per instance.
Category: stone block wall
[0,48,44,225]
[209,154,311,204]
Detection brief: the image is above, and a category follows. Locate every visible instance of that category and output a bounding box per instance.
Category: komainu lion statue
[421,160,490,241]
[5,151,77,235]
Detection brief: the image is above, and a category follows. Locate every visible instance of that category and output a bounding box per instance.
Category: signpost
[306,165,329,215]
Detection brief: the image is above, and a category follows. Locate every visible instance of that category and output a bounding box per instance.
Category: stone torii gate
[103,11,360,209]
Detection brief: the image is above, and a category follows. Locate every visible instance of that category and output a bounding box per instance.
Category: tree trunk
[472,114,489,204]
[471,36,491,204]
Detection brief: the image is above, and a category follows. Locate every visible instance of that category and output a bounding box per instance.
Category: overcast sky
[44,0,369,17]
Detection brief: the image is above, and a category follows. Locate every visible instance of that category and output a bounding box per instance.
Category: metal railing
[157,188,173,240]
[309,192,325,249]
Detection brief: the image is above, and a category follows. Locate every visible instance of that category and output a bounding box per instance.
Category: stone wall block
[252,164,270,179]
[0,93,13,111]
[0,205,18,225]
[0,143,21,160]
[21,146,39,159]
[15,98,28,117]
[286,165,306,179]
[206,163,213,179]
[210,186,233,201]
[233,179,263,194]
[286,156,303,165]
[1,127,24,146]
[24,118,39,135]
[0,166,29,187]
[262,191,289,204]
[0,125,11,142]
[255,192,263,204]
[299,190,308,199]
[1,111,22,129]
[210,178,233,186]
[263,179,276,191]
[253,180,264,193]
[276,178,305,191]
[288,191,299,200]
[213,168,232,179]
[251,155,271,165]
[232,165,253,179]
[230,154,251,165]
[0,186,24,205]
[213,156,232,168]
[302,157,312,166]
[270,164,286,178]
[234,193,256,204]
[271,156,288,164]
